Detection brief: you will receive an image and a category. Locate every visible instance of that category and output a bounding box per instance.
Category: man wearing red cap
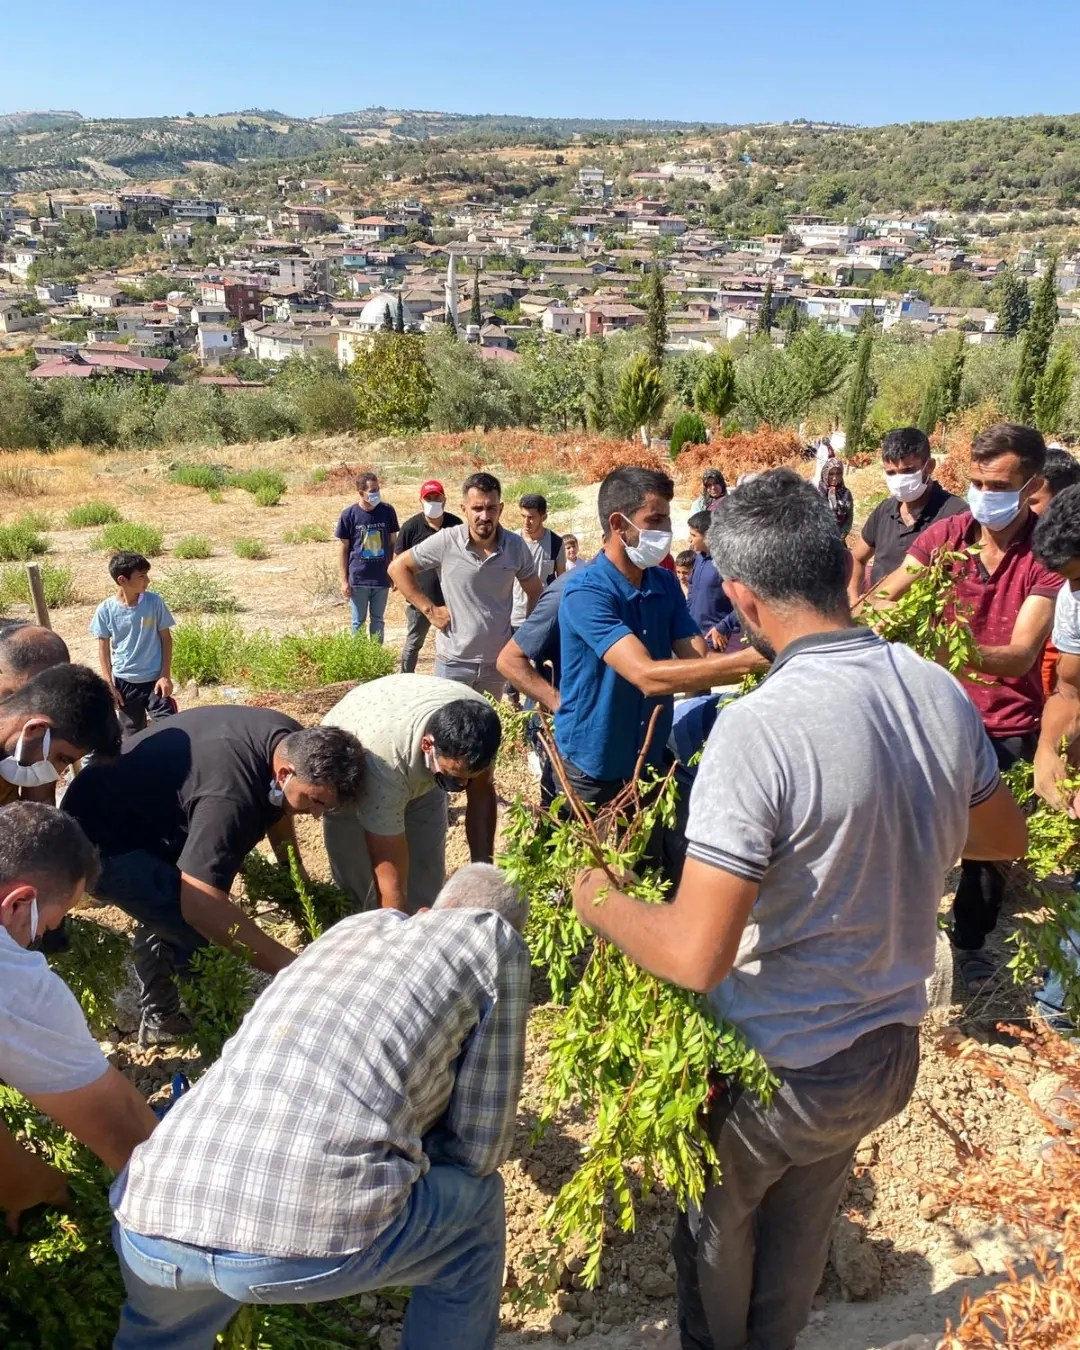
[393,482,463,674]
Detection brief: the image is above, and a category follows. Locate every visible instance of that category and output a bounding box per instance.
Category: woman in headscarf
[690,468,728,514]
[819,457,854,539]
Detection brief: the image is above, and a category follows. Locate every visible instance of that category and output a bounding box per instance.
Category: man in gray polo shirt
[389,471,543,698]
[572,469,1027,1350]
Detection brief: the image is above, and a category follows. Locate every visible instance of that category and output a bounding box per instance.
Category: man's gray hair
[433,863,529,932]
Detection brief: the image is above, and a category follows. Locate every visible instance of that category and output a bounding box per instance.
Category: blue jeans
[349,584,389,641]
[113,1165,505,1349]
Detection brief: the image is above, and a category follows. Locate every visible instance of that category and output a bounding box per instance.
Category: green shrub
[243,630,395,691]
[173,534,213,560]
[16,510,51,532]
[508,471,576,514]
[0,562,77,609]
[49,916,128,1037]
[233,537,269,560]
[172,618,244,683]
[66,500,122,528]
[170,463,229,492]
[283,522,330,544]
[93,521,163,557]
[308,467,329,485]
[231,468,286,506]
[157,566,238,614]
[0,518,48,561]
[670,411,709,460]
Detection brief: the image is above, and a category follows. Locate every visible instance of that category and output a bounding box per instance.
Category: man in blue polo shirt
[554,467,763,807]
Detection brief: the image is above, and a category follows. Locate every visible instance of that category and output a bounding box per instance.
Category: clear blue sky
[4,0,1078,127]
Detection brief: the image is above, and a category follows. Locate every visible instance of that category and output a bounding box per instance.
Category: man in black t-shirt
[848,426,966,604]
[394,479,463,674]
[62,707,365,1046]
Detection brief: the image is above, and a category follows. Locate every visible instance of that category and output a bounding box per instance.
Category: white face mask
[0,723,59,788]
[622,518,672,570]
[364,491,381,507]
[268,771,293,808]
[422,500,444,520]
[886,469,928,503]
[967,477,1032,531]
[27,895,38,945]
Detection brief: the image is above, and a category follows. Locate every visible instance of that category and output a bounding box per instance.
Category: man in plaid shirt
[110,864,530,1350]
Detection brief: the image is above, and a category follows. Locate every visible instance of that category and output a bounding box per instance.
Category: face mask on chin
[424,747,466,794]
[886,469,928,503]
[422,500,444,520]
[621,517,673,570]
[967,477,1032,530]
[0,723,59,788]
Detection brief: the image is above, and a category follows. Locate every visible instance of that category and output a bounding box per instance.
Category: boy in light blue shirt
[91,552,175,737]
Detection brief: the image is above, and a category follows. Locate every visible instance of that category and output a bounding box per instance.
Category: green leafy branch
[858,547,983,676]
[501,715,775,1296]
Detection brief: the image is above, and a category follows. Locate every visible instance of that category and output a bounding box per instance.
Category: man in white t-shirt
[0,802,156,1233]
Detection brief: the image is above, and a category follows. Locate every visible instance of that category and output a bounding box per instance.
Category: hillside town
[1,156,1079,383]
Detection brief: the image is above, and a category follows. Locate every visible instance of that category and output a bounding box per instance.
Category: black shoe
[138,1010,193,1049]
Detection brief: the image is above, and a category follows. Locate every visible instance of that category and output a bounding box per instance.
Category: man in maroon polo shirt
[873,423,1059,987]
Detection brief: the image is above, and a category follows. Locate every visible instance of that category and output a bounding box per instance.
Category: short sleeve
[386,506,400,532]
[555,541,568,572]
[561,582,633,660]
[89,602,112,640]
[410,528,451,574]
[0,952,108,1096]
[514,587,560,663]
[1052,581,1080,654]
[1029,556,1065,600]
[178,795,266,892]
[969,712,1002,807]
[685,703,781,883]
[155,594,175,630]
[334,509,352,543]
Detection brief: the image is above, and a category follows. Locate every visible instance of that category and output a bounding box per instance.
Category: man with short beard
[389,471,543,699]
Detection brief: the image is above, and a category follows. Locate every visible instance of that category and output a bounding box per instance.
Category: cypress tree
[470,267,482,327]
[1012,256,1058,420]
[842,316,875,452]
[395,295,405,333]
[645,266,667,370]
[382,303,394,332]
[1033,345,1074,435]
[757,280,774,335]
[693,351,737,420]
[994,268,1031,339]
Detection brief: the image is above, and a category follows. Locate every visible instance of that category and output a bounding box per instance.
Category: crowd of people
[3,420,1080,1349]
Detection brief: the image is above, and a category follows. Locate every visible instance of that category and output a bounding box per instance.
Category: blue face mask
[966,476,1033,530]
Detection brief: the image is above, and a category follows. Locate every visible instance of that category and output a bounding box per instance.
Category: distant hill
[2,105,1080,219]
[0,110,82,134]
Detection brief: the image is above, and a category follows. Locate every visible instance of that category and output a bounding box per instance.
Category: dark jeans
[94,850,205,1020]
[952,732,1036,951]
[115,677,175,738]
[674,1022,920,1350]
[400,604,432,673]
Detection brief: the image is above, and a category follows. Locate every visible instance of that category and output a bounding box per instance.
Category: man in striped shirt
[110,864,530,1350]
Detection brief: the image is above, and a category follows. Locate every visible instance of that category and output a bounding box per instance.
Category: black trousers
[951,731,1036,951]
[399,604,431,673]
[115,677,175,738]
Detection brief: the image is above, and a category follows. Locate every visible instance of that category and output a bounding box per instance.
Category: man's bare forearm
[387,556,430,614]
[179,878,295,974]
[633,647,767,698]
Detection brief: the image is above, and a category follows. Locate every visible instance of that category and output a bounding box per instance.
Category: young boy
[563,533,581,571]
[675,548,695,595]
[91,552,175,737]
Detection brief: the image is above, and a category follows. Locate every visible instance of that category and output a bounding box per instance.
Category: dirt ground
[5,437,1070,1349]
